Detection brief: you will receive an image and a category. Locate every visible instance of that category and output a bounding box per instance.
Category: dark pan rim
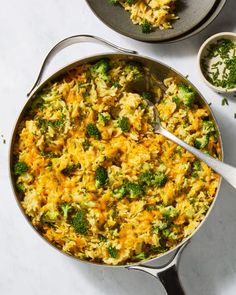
[9,53,223,267]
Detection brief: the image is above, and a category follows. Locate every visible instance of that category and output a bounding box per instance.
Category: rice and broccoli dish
[13,57,221,265]
[109,0,178,33]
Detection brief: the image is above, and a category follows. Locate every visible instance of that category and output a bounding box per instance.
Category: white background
[0,1,236,294]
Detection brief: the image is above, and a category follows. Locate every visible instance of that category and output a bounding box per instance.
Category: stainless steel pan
[9,35,223,295]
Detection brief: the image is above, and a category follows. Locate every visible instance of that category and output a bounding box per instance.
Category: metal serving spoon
[127,79,236,190]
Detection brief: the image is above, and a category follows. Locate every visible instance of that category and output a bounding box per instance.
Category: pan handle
[127,242,189,295]
[27,34,137,97]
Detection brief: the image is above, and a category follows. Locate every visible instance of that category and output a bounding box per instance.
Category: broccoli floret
[194,135,209,149]
[152,220,168,233]
[203,120,215,135]
[98,112,111,126]
[16,183,25,193]
[41,211,58,224]
[95,166,108,187]
[139,171,153,186]
[61,164,81,177]
[71,210,89,235]
[142,92,153,100]
[159,205,179,219]
[125,182,144,198]
[172,96,180,104]
[107,245,118,258]
[193,160,201,171]
[86,123,101,140]
[124,62,143,80]
[178,84,196,107]
[108,0,118,4]
[60,203,72,218]
[152,172,168,188]
[141,19,152,33]
[161,229,178,240]
[139,171,168,188]
[118,116,130,132]
[14,162,28,175]
[168,232,178,240]
[113,186,127,199]
[114,182,143,199]
[91,58,110,81]
[133,252,146,260]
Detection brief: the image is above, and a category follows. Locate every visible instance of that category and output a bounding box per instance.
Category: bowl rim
[197,32,236,93]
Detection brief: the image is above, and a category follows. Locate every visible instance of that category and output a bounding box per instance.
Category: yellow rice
[13,58,221,265]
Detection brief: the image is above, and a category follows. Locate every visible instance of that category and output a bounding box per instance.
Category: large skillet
[10,35,223,295]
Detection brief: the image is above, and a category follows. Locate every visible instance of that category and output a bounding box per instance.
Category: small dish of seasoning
[197,32,236,93]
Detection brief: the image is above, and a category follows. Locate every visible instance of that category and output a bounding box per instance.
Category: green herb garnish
[221,97,229,106]
[201,38,236,90]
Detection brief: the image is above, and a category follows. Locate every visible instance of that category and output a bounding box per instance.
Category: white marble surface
[0,1,236,294]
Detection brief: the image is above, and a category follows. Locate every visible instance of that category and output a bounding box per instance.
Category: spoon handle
[158,126,236,190]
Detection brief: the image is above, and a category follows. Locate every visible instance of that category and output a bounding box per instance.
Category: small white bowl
[197,32,236,93]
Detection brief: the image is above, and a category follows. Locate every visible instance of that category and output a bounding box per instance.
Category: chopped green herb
[221,97,229,106]
[107,245,118,258]
[201,38,236,90]
[98,234,107,242]
[82,139,91,151]
[112,81,121,88]
[48,119,65,129]
[61,164,81,177]
[40,151,58,158]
